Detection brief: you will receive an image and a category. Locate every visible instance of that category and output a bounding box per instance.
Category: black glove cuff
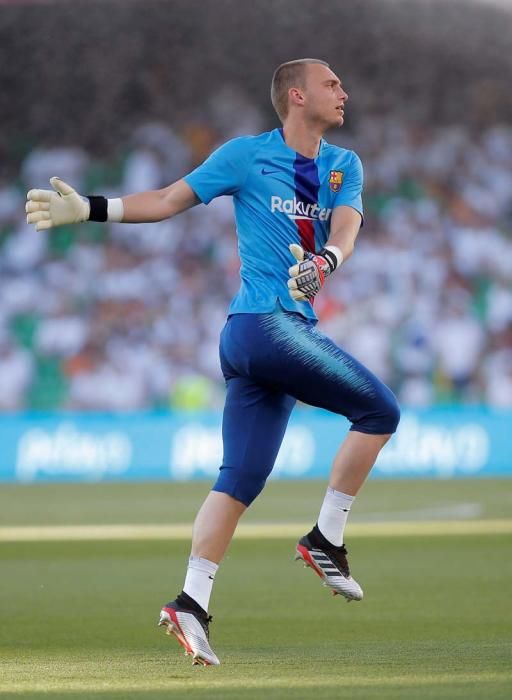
[319,247,338,274]
[87,196,108,222]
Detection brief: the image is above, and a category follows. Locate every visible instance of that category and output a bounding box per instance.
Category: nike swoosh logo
[208,575,214,580]
[261,168,281,175]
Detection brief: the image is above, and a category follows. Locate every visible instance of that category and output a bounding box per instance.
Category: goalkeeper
[26,59,400,666]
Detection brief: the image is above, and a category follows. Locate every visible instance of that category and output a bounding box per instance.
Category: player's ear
[289,87,305,107]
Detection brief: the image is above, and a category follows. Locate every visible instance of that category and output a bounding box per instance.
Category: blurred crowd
[1,96,511,412]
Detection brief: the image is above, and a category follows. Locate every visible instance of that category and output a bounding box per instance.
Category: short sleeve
[333,151,364,217]
[184,136,255,205]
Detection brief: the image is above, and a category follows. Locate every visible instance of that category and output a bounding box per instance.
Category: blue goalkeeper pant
[214,305,400,506]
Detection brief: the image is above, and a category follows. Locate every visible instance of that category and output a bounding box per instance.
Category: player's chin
[330,114,344,128]
[330,110,345,128]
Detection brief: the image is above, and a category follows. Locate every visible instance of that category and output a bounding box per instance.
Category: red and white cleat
[158,593,220,666]
[295,525,363,602]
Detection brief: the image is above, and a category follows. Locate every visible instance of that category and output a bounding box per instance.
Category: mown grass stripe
[1,670,511,692]
[1,519,511,542]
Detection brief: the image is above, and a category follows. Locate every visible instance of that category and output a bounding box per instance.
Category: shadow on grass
[3,681,512,700]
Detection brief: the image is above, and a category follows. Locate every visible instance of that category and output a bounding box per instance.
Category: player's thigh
[287,338,400,434]
[214,375,296,506]
[225,310,399,434]
[274,316,399,433]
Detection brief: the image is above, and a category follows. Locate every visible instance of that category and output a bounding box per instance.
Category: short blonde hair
[271,58,329,122]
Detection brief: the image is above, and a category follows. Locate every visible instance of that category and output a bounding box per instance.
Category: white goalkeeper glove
[26,177,123,231]
[287,243,343,302]
[25,177,90,231]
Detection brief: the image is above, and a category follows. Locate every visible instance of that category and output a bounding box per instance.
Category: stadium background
[1,0,512,482]
[0,2,511,698]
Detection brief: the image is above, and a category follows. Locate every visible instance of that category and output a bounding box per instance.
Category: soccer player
[26,58,400,666]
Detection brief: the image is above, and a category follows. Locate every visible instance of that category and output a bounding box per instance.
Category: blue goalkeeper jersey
[184,128,363,320]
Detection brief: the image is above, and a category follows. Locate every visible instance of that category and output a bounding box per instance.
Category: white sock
[317,487,355,547]
[183,556,218,612]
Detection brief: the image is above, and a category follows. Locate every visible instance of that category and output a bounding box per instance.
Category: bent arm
[287,206,362,302]
[326,205,362,263]
[121,179,200,222]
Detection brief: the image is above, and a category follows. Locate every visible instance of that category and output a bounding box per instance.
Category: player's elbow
[159,179,199,219]
[157,188,180,220]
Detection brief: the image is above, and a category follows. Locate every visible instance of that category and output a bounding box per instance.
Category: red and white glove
[287,243,343,301]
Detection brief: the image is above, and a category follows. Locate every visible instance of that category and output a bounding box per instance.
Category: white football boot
[295,525,363,602]
[158,592,220,666]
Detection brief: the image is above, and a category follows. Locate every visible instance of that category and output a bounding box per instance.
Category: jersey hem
[227,297,318,322]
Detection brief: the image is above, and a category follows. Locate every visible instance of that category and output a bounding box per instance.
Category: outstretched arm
[120,179,200,222]
[26,177,199,231]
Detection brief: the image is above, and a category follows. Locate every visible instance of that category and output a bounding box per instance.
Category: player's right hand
[26,177,90,231]
[287,243,328,302]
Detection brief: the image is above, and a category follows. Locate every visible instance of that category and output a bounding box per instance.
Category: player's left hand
[287,244,335,302]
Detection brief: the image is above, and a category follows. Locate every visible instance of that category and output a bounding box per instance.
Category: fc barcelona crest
[329,170,344,192]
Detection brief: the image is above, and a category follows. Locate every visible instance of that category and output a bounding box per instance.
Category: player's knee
[352,389,401,435]
[213,468,266,507]
[382,391,401,433]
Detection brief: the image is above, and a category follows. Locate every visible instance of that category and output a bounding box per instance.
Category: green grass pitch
[0,479,511,699]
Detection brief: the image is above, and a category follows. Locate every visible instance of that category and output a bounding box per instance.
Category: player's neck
[281,121,323,160]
